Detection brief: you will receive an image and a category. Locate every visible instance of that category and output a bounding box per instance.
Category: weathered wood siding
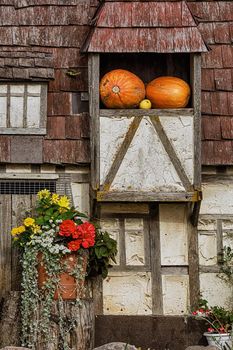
[0,0,99,165]
[0,194,36,299]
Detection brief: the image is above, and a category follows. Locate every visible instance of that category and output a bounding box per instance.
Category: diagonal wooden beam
[101,116,142,191]
[150,116,192,191]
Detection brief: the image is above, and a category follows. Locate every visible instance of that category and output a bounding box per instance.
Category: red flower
[218,327,226,333]
[59,220,77,237]
[207,328,215,333]
[68,240,81,251]
[76,222,96,249]
[192,311,197,315]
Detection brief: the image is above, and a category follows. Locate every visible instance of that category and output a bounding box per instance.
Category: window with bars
[0,180,56,195]
[0,83,47,134]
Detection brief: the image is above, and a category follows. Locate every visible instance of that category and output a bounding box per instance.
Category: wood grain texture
[99,109,194,118]
[149,205,163,315]
[0,195,12,299]
[97,191,199,202]
[188,212,200,309]
[34,300,94,350]
[11,195,32,291]
[89,54,100,190]
[191,54,202,191]
[0,291,21,348]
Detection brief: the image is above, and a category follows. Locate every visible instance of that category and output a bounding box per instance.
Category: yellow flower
[32,224,41,234]
[37,189,51,200]
[11,225,26,236]
[24,217,35,227]
[57,195,70,209]
[51,193,59,204]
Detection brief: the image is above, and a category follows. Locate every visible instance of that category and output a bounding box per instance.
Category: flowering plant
[192,298,233,334]
[11,189,117,349]
[11,189,95,253]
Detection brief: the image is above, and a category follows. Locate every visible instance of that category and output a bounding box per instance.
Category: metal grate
[0,181,56,195]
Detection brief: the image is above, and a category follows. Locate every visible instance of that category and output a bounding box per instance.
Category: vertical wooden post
[149,204,163,314]
[190,54,202,192]
[88,53,100,193]
[0,195,12,300]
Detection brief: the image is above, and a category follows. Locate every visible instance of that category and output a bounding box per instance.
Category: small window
[0,83,47,135]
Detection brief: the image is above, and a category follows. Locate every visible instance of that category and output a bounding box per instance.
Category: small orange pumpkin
[146,76,191,109]
[100,69,145,109]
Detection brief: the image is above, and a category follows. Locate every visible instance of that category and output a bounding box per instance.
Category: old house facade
[0,0,232,349]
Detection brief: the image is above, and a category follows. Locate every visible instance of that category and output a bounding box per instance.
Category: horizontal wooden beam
[0,128,46,135]
[100,108,194,118]
[0,174,59,180]
[96,190,202,202]
[100,203,149,215]
[161,266,189,275]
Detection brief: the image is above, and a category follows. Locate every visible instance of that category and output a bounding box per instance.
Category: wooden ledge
[99,108,194,118]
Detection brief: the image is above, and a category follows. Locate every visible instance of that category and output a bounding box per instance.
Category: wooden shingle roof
[83,1,208,53]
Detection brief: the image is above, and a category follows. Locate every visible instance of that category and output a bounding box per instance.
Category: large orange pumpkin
[100,69,145,109]
[146,76,191,109]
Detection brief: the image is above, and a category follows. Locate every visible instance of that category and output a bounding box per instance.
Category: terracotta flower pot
[37,252,88,300]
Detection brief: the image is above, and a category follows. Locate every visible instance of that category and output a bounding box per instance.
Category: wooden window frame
[0,82,47,135]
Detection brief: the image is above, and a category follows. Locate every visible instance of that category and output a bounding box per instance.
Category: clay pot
[37,252,88,300]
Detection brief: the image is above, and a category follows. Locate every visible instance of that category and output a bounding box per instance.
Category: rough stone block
[185,347,218,350]
[0,348,30,350]
[94,343,137,350]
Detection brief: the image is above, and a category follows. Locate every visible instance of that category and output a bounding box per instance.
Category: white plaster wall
[125,218,145,265]
[160,204,188,265]
[100,116,197,192]
[201,181,233,214]
[103,271,152,315]
[100,117,132,184]
[160,116,194,182]
[71,182,89,215]
[162,275,189,315]
[198,232,217,266]
[100,218,120,265]
[200,273,233,308]
[111,117,185,192]
[198,218,217,231]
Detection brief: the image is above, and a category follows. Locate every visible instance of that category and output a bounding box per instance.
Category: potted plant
[11,189,117,350]
[192,298,233,350]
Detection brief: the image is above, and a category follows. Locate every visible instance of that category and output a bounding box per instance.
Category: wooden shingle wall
[187,1,233,165]
[0,0,232,167]
[0,0,99,165]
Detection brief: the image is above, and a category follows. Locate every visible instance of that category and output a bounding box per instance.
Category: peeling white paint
[162,275,189,315]
[201,181,233,214]
[125,230,145,265]
[223,231,233,250]
[71,183,89,215]
[222,219,233,230]
[160,116,194,182]
[198,232,217,266]
[198,218,217,231]
[200,273,233,308]
[103,271,152,315]
[160,204,188,265]
[110,117,185,192]
[100,218,120,265]
[100,117,132,184]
